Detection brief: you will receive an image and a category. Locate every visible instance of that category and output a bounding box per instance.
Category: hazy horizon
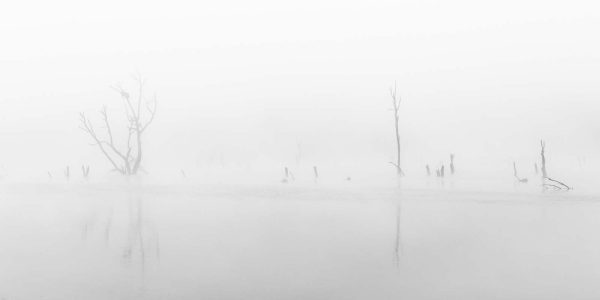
[3,2,600,299]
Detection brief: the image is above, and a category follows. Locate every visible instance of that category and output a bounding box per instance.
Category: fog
[1,0,600,299]
[1,0,599,182]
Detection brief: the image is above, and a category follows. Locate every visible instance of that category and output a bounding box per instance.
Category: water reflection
[122,195,159,272]
[395,202,403,268]
[80,192,160,274]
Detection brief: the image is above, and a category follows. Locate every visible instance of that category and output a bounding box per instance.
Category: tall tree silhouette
[389,82,404,176]
[80,74,157,175]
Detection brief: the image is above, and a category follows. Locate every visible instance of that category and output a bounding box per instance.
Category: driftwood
[543,184,562,191]
[545,177,571,190]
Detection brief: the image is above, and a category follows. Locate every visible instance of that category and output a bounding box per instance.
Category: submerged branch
[545,177,572,190]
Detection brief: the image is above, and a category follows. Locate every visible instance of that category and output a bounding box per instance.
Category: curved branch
[79,112,125,174]
[546,177,572,190]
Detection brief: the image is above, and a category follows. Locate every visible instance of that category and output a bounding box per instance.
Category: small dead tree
[540,140,571,190]
[540,140,548,179]
[82,165,90,179]
[282,166,295,183]
[450,154,455,175]
[79,75,157,176]
[388,82,404,176]
[513,162,528,183]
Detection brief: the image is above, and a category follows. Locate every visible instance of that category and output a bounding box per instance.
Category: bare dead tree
[82,165,90,179]
[79,74,157,176]
[540,140,548,179]
[389,82,404,176]
[540,140,571,190]
[282,166,295,183]
[450,154,455,175]
[513,162,528,183]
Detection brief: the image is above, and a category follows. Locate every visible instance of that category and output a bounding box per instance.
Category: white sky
[0,0,599,180]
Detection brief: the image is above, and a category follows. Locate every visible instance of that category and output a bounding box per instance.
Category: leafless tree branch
[389,81,403,176]
[80,76,157,175]
[539,140,571,191]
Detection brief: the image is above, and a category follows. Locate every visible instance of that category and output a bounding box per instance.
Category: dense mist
[1,0,599,185]
[1,1,600,299]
